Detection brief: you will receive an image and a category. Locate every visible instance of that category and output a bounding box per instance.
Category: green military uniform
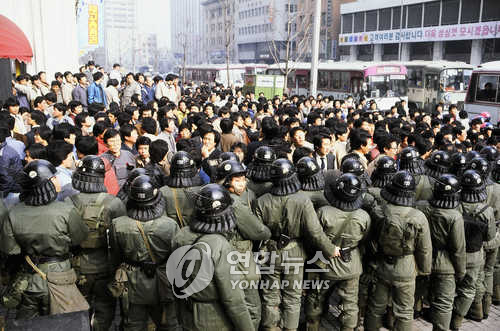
[415,174,433,201]
[301,190,329,210]
[69,192,126,331]
[452,202,496,324]
[364,171,432,331]
[173,227,254,331]
[417,201,466,331]
[306,203,371,330]
[492,159,500,305]
[229,188,271,329]
[160,185,201,227]
[247,179,273,198]
[479,182,500,316]
[0,200,88,319]
[364,203,432,331]
[110,213,179,331]
[254,188,336,330]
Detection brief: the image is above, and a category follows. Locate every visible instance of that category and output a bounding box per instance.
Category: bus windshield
[440,69,472,92]
[365,75,407,98]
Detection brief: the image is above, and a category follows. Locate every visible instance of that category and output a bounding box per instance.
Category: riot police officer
[368,155,398,205]
[246,146,276,197]
[305,173,371,331]
[467,156,500,320]
[254,158,339,331]
[296,156,328,209]
[417,174,466,331]
[451,170,496,330]
[399,147,432,201]
[364,171,432,331]
[492,157,500,306]
[109,175,179,331]
[217,159,272,329]
[70,155,127,330]
[173,184,254,331]
[160,151,203,227]
[0,160,89,319]
[117,167,149,204]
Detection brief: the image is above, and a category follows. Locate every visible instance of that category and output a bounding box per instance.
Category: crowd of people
[0,60,499,331]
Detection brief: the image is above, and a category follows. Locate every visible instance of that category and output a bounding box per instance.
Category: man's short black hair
[150,139,169,164]
[93,71,104,82]
[46,140,73,166]
[220,118,234,134]
[30,110,47,126]
[349,129,371,151]
[75,135,98,155]
[120,123,136,140]
[136,135,151,147]
[103,128,120,144]
[141,117,157,135]
[26,143,47,160]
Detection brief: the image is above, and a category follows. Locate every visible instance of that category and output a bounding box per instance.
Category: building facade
[236,0,302,64]
[170,0,203,65]
[339,0,500,64]
[0,0,79,79]
[103,0,137,70]
[297,0,355,61]
[201,0,237,64]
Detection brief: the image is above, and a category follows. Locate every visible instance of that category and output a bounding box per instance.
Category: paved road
[316,303,500,330]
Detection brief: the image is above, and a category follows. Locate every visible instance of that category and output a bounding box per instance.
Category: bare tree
[221,0,235,87]
[267,0,313,92]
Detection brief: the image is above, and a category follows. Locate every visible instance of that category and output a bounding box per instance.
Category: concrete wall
[0,0,79,78]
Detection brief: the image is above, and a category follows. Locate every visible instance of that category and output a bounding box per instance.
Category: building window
[358,45,373,61]
[342,14,353,34]
[461,0,480,23]
[482,0,500,22]
[392,7,401,29]
[442,0,459,25]
[366,10,377,31]
[424,1,440,27]
[379,8,391,31]
[382,43,399,61]
[353,12,364,33]
[444,40,472,62]
[407,4,422,28]
[410,42,433,61]
[483,38,500,63]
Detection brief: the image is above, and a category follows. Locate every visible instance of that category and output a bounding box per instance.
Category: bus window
[426,74,438,91]
[351,78,362,95]
[476,75,499,103]
[318,71,329,90]
[341,72,350,91]
[331,72,341,90]
[441,69,468,92]
[408,68,423,88]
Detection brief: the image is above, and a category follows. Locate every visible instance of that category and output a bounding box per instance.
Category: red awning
[0,15,33,63]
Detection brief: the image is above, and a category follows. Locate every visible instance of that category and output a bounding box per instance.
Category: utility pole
[310,0,321,97]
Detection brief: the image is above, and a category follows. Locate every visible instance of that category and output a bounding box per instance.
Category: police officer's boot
[306,320,320,331]
[414,297,423,319]
[466,300,483,321]
[450,312,463,331]
[483,294,492,319]
[493,285,500,305]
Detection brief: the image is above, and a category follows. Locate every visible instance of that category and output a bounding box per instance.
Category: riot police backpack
[461,203,489,253]
[378,205,419,257]
[70,193,109,249]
